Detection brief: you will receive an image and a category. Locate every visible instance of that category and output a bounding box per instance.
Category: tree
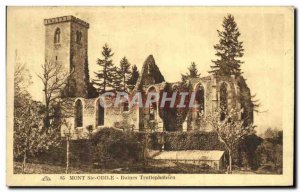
[181,62,200,82]
[255,140,282,173]
[238,134,263,170]
[209,14,244,76]
[37,61,68,128]
[264,127,279,139]
[14,100,60,173]
[92,43,115,93]
[14,54,32,114]
[111,66,122,91]
[255,128,283,173]
[91,128,143,167]
[118,57,131,91]
[159,82,191,131]
[127,65,140,86]
[13,54,60,173]
[84,57,98,98]
[204,109,254,173]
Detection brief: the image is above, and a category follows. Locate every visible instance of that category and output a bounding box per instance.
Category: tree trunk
[229,150,232,174]
[44,113,50,128]
[103,65,107,92]
[44,100,50,128]
[22,150,27,174]
[66,138,70,174]
[123,75,126,91]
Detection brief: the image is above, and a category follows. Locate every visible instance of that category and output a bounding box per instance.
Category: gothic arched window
[147,86,158,121]
[220,82,228,121]
[195,83,205,114]
[54,28,61,44]
[96,99,104,126]
[75,100,83,128]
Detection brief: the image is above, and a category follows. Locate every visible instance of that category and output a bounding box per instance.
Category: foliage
[84,57,98,98]
[92,43,116,93]
[14,100,60,173]
[255,128,283,173]
[14,59,33,119]
[237,134,263,170]
[159,131,225,151]
[14,57,32,100]
[14,55,62,173]
[203,108,254,173]
[181,62,200,82]
[204,109,254,152]
[127,65,140,87]
[236,76,256,125]
[115,57,131,91]
[91,128,143,167]
[158,82,191,131]
[209,14,244,76]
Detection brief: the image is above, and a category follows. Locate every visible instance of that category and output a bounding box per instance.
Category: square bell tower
[44,15,90,98]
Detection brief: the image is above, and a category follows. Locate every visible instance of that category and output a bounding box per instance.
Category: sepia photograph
[6,6,294,186]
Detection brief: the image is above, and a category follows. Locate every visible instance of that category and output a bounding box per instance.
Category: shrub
[91,128,143,167]
[162,131,226,151]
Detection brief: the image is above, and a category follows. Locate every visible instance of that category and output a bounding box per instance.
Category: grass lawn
[14,161,279,174]
[14,161,226,174]
[14,162,118,174]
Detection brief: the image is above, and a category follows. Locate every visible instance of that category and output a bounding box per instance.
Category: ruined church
[44,16,253,140]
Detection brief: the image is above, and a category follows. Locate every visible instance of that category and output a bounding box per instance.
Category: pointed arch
[146,86,158,121]
[74,99,83,128]
[54,28,61,43]
[95,98,105,126]
[194,82,205,114]
[220,82,228,120]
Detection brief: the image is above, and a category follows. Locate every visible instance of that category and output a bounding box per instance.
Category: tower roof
[44,15,89,28]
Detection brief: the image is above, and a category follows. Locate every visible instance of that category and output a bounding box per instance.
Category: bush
[237,134,263,170]
[162,131,226,151]
[91,128,144,167]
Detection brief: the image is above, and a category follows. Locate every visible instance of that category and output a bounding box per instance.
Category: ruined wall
[61,98,96,140]
[132,55,166,131]
[187,75,243,131]
[97,98,139,131]
[236,76,254,126]
[61,96,141,139]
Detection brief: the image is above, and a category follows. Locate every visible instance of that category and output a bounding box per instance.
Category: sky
[7,7,290,135]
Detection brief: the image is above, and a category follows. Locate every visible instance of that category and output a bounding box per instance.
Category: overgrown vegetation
[255,128,283,174]
[14,58,61,173]
[91,128,144,168]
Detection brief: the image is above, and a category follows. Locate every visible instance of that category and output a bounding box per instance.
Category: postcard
[6,6,294,186]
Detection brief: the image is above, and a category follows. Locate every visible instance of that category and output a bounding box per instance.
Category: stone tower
[44,15,89,98]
